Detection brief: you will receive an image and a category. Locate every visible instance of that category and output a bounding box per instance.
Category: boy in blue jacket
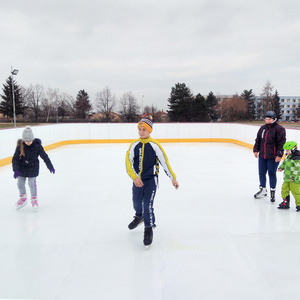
[126,116,179,248]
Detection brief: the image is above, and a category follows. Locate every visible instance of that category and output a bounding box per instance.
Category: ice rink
[0,142,299,300]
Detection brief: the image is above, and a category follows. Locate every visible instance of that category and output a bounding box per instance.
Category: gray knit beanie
[22,126,34,141]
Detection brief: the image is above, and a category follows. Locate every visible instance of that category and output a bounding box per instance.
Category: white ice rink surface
[0,142,299,300]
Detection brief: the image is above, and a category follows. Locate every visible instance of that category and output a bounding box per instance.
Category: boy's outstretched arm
[172,179,179,189]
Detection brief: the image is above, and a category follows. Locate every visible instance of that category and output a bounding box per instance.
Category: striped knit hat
[138,115,153,133]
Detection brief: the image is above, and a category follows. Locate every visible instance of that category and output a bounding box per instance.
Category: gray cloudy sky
[1,0,300,111]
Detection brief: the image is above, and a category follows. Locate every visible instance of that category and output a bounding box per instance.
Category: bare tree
[215,95,247,122]
[44,88,60,123]
[260,80,274,118]
[119,91,140,122]
[22,84,45,122]
[56,92,75,121]
[144,105,158,121]
[95,87,116,122]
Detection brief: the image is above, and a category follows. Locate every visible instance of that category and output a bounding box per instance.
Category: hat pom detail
[138,115,153,133]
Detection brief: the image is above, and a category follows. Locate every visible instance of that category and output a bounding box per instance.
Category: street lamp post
[11,67,19,127]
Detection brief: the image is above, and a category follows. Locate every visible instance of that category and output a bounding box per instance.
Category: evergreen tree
[273,90,283,120]
[192,93,209,122]
[241,89,256,120]
[0,76,24,119]
[167,83,194,122]
[206,91,218,121]
[74,90,92,119]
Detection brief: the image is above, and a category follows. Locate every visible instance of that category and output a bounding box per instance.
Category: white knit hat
[22,126,34,141]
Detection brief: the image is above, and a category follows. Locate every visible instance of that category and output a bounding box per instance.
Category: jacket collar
[139,137,151,143]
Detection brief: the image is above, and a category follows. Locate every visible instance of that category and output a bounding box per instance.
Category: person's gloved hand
[13,170,21,179]
[50,168,55,174]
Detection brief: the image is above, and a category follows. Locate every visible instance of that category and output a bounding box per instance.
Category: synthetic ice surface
[0,143,298,300]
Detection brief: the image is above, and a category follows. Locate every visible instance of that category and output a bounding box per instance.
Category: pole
[11,67,16,128]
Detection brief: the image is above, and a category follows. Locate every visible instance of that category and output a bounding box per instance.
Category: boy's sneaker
[296,206,300,212]
[128,215,144,230]
[254,186,267,199]
[15,194,27,210]
[278,196,290,209]
[143,227,153,247]
[31,196,38,212]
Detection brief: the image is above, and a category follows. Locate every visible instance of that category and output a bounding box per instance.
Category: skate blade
[145,245,150,250]
[16,203,27,210]
[254,195,267,199]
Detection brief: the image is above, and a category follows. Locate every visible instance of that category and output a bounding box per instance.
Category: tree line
[167,81,284,122]
[0,76,286,123]
[0,77,146,123]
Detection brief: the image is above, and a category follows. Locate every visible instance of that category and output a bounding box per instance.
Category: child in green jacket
[277,141,300,211]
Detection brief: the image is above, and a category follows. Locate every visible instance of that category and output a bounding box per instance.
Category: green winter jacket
[279,150,300,183]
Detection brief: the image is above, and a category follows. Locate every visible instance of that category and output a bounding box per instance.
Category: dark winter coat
[253,121,286,159]
[12,138,54,177]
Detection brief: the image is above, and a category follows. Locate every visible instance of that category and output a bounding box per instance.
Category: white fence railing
[1,123,299,166]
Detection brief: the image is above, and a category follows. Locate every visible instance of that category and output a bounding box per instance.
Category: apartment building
[255,96,300,121]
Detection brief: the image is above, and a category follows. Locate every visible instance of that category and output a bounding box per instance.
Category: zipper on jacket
[138,143,145,177]
[263,126,270,159]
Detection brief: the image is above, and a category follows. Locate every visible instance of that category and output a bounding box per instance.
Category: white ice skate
[15,194,27,210]
[254,186,267,199]
[31,196,39,212]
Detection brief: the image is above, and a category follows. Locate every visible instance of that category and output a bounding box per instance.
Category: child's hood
[291,150,300,160]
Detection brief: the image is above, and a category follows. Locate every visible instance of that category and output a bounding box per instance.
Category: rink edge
[0,138,253,167]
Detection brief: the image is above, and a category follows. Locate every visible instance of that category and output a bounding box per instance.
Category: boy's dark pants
[132,177,157,228]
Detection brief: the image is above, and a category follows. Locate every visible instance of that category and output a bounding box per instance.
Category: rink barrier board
[0,138,253,167]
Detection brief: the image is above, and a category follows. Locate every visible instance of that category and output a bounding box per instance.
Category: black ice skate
[270,188,276,203]
[296,206,300,212]
[143,227,153,249]
[254,186,267,199]
[128,215,144,230]
[277,195,290,209]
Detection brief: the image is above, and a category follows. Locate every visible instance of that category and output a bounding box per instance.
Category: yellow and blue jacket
[126,137,176,181]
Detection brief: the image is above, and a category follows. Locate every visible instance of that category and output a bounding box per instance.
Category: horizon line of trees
[0,77,156,123]
[167,81,285,122]
[0,77,290,124]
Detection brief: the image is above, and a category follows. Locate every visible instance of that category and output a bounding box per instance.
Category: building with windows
[255,96,300,121]
[280,96,300,121]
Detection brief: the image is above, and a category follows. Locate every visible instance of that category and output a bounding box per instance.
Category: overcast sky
[1,0,300,112]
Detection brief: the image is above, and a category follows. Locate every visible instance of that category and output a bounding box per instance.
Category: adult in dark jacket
[253,111,286,202]
[12,126,55,211]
